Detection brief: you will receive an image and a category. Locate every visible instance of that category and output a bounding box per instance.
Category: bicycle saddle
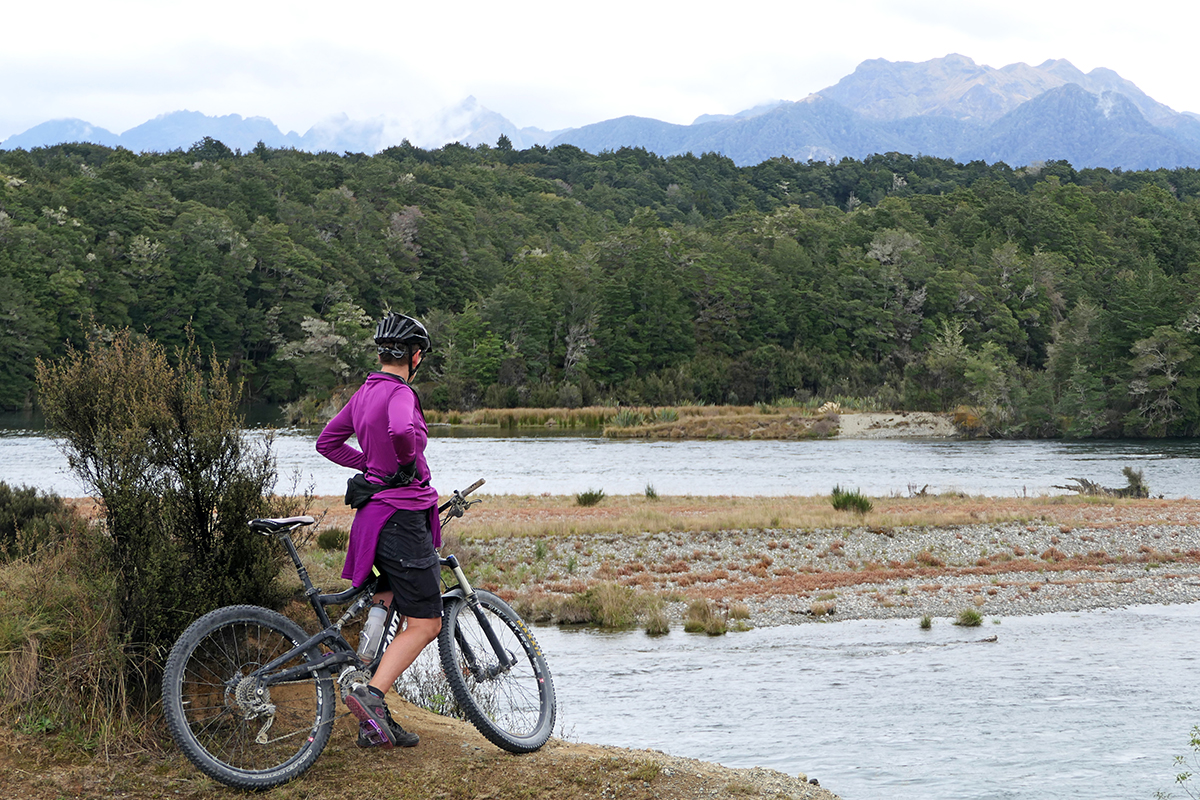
[248,515,317,532]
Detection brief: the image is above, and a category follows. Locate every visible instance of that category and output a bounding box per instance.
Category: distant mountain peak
[4,54,1200,173]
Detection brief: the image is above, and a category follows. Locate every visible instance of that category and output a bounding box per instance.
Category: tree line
[3,136,1200,437]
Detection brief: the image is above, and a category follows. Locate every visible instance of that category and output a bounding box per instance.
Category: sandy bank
[835,411,960,439]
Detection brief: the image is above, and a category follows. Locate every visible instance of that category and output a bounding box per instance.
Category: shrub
[954,608,983,627]
[831,485,873,515]
[920,615,933,630]
[577,488,606,506]
[317,527,349,551]
[35,330,283,691]
[645,483,658,500]
[0,482,89,561]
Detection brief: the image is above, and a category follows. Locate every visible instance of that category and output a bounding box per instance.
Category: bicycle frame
[246,486,513,691]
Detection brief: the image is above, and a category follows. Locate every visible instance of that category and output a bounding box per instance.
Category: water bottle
[357,603,387,660]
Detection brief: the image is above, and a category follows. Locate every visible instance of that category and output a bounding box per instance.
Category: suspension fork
[443,555,515,676]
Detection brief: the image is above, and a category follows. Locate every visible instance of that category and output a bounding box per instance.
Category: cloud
[2,0,1200,141]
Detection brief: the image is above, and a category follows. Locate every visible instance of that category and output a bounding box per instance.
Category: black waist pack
[344,461,419,509]
[345,473,389,509]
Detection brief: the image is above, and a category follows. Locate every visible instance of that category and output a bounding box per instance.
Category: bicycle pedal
[356,720,391,748]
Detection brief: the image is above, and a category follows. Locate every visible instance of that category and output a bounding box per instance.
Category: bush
[35,330,284,690]
[0,482,88,561]
[831,485,873,515]
[317,527,349,551]
[577,488,606,506]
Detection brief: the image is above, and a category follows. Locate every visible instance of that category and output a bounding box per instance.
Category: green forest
[3,135,1200,438]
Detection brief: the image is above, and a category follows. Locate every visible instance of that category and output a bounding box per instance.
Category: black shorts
[374,507,443,619]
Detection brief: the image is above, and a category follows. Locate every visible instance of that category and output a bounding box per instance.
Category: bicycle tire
[438,591,556,753]
[162,605,335,790]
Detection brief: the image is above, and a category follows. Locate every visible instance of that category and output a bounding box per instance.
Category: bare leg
[369,615,442,693]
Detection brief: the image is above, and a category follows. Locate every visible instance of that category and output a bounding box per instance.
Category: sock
[367,685,386,699]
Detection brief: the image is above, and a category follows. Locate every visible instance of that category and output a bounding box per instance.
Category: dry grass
[422,404,849,440]
[304,493,1200,545]
[604,408,832,440]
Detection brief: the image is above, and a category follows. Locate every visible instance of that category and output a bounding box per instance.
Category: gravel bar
[462,521,1200,627]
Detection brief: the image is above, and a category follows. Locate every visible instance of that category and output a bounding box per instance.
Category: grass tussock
[576,488,606,507]
[643,605,671,636]
[831,486,873,515]
[954,608,984,627]
[683,599,727,635]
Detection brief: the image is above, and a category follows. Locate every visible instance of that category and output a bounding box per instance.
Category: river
[3,424,1199,499]
[532,602,1200,800]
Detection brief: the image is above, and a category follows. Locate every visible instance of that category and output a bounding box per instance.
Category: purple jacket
[316,372,441,586]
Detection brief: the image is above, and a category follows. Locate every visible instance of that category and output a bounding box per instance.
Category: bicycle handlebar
[439,478,485,514]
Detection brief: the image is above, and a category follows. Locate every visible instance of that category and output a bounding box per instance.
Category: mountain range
[5,54,1200,170]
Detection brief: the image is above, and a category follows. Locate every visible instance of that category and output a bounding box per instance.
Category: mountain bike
[162,479,556,790]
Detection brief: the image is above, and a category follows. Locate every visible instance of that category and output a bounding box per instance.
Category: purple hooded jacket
[316,372,441,587]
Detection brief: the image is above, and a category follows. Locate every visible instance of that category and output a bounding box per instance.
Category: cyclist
[315,311,442,749]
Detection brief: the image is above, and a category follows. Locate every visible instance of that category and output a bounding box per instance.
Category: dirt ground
[1,700,837,800]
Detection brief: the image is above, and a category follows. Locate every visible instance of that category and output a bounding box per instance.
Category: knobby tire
[162,605,335,790]
[438,591,556,753]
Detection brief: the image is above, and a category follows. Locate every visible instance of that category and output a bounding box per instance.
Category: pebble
[468,521,1200,626]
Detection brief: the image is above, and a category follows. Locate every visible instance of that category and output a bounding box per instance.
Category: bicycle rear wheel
[439,591,556,752]
[162,605,335,790]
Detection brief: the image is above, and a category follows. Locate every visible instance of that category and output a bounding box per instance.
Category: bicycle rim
[164,606,333,789]
[439,592,556,752]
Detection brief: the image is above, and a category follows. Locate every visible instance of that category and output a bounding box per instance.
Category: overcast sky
[2,0,1196,142]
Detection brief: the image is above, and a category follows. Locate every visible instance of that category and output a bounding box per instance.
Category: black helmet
[374,312,431,353]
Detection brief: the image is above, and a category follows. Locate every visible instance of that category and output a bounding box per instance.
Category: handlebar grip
[461,478,485,497]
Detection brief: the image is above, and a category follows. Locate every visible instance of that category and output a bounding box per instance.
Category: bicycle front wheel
[439,591,556,752]
[162,605,335,790]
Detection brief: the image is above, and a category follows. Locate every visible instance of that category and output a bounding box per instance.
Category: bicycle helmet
[374,312,431,378]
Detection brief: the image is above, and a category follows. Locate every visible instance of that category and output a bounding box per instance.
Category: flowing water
[3,424,1199,498]
[533,602,1200,800]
